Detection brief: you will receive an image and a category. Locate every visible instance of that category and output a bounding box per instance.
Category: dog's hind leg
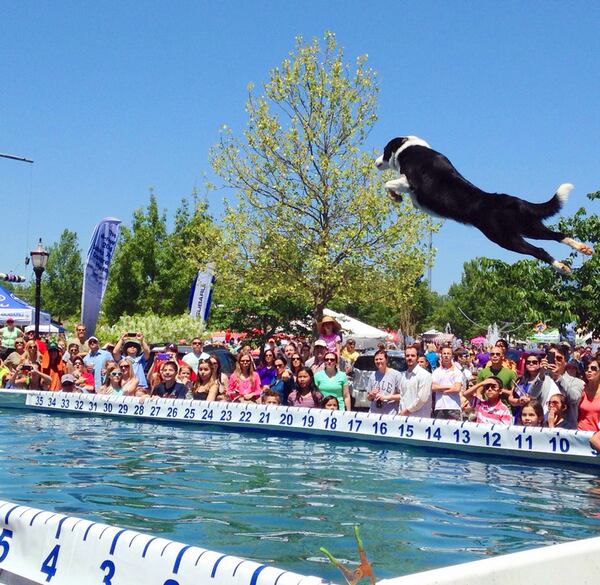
[483,231,572,274]
[561,237,594,256]
[524,222,594,257]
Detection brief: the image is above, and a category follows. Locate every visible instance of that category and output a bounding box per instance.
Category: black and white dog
[375,136,593,274]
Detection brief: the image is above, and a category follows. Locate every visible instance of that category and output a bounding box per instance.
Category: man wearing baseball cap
[83,336,112,389]
[0,317,23,353]
[60,373,78,393]
[305,339,328,373]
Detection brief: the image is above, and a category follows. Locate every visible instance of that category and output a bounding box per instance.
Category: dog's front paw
[387,189,403,203]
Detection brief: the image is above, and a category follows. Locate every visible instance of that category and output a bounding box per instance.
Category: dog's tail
[532,183,573,218]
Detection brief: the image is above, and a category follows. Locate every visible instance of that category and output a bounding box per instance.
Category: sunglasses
[526,360,539,365]
[119,365,130,369]
[62,382,74,386]
[586,365,599,372]
[110,372,123,377]
[292,356,301,361]
[324,358,337,363]
[490,352,502,356]
[482,383,500,390]
[275,363,285,368]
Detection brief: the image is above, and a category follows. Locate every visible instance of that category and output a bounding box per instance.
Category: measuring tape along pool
[0,500,331,585]
[2,390,596,465]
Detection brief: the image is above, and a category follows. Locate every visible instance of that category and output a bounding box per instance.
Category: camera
[546,353,555,365]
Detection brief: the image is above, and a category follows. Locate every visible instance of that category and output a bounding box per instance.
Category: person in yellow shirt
[340,338,359,365]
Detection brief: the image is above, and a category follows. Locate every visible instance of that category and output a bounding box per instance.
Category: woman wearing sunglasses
[268,356,294,404]
[509,353,559,425]
[577,359,600,431]
[227,352,261,403]
[118,359,139,396]
[314,352,351,411]
[98,368,125,396]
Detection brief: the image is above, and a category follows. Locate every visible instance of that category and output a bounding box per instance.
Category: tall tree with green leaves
[103,192,222,321]
[42,229,83,322]
[210,32,436,328]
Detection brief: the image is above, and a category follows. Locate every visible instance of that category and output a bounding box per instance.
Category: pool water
[2,408,600,581]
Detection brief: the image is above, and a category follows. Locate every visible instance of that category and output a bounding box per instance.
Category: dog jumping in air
[375,136,593,274]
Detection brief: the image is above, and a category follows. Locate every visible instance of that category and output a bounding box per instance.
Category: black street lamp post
[30,239,49,339]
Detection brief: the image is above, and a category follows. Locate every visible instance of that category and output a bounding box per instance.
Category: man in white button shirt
[399,345,433,418]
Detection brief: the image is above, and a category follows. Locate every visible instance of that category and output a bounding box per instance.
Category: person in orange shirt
[42,341,67,391]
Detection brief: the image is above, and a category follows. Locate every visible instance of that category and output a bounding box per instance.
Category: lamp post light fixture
[30,238,49,339]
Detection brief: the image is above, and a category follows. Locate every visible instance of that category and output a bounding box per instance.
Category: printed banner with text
[81,217,121,334]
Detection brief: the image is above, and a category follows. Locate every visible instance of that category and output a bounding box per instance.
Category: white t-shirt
[432,365,463,411]
[368,367,403,415]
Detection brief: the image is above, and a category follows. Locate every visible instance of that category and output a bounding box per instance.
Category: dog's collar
[396,136,431,156]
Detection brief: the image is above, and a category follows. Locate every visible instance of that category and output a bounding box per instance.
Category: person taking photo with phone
[539,344,584,429]
[112,332,151,390]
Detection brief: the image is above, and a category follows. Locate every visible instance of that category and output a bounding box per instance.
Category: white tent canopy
[323,309,388,350]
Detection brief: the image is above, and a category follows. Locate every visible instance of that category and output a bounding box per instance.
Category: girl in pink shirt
[227,352,261,402]
[463,376,512,426]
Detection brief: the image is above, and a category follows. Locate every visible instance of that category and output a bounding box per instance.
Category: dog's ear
[383,137,407,162]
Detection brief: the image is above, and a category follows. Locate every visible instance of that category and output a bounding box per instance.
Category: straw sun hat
[317,315,341,334]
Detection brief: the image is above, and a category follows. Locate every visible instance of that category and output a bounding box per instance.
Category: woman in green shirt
[314,352,351,411]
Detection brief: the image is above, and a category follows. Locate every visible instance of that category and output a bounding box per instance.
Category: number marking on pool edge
[21,391,600,464]
[0,501,329,585]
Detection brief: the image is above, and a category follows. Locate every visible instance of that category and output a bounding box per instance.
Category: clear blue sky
[2,1,599,294]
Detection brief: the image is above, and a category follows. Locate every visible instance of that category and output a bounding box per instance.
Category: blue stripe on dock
[210,554,228,578]
[83,522,98,541]
[4,505,20,525]
[249,565,267,585]
[142,537,157,558]
[109,529,126,555]
[172,545,191,574]
[55,516,68,538]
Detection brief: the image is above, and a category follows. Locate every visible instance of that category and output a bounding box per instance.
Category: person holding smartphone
[539,344,584,429]
[112,331,151,390]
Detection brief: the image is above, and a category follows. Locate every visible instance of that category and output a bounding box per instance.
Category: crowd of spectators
[1,317,600,436]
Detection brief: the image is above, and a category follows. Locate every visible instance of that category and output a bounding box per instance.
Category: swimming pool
[2,408,600,582]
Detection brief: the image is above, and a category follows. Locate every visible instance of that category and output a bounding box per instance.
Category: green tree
[557,190,600,334]
[210,32,436,330]
[41,229,83,322]
[103,192,222,321]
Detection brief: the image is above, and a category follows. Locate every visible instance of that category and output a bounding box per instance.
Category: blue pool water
[2,408,600,581]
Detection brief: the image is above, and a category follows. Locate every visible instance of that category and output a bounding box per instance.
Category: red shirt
[578,390,600,431]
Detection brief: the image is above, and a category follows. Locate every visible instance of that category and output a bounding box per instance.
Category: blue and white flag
[81,217,121,334]
[188,264,215,323]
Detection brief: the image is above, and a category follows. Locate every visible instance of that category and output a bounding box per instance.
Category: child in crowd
[262,390,282,405]
[519,400,544,427]
[463,376,512,426]
[546,393,569,428]
[323,395,339,410]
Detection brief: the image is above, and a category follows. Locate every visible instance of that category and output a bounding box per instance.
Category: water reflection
[1,410,600,580]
